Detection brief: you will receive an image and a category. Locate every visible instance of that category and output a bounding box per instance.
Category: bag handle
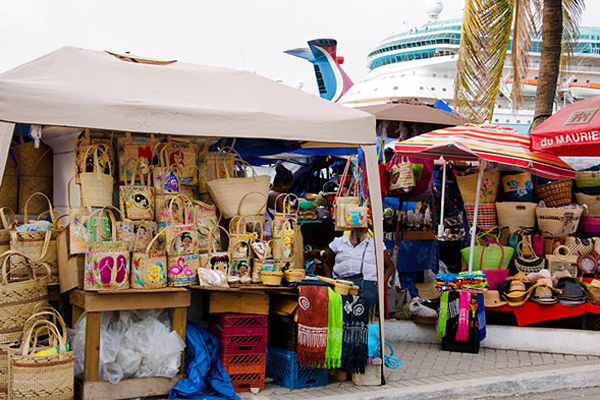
[553,245,572,261]
[274,193,299,216]
[87,206,123,242]
[0,251,51,285]
[480,238,505,270]
[145,226,169,256]
[20,319,67,356]
[207,225,230,256]
[167,194,197,226]
[81,144,112,178]
[517,239,537,261]
[236,191,268,216]
[24,192,55,225]
[0,207,16,230]
[125,157,151,187]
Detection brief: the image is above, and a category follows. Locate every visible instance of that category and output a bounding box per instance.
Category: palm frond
[510,0,539,109]
[561,0,585,73]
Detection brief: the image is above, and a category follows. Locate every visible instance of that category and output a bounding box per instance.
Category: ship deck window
[431,87,436,90]
[393,86,399,90]
[517,120,521,123]
[419,86,424,90]
[495,119,499,123]
[442,88,447,92]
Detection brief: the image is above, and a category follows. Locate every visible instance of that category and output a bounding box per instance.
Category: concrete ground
[243,342,600,400]
[480,387,600,399]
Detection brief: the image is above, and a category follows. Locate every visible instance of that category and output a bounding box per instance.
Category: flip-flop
[115,255,127,284]
[98,256,114,284]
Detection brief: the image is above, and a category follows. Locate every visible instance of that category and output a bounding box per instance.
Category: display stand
[69,288,191,400]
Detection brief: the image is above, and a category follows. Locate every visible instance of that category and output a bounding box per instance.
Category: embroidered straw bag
[131,229,167,289]
[152,142,181,196]
[164,196,199,287]
[198,141,236,194]
[10,193,66,284]
[117,132,157,182]
[119,158,155,221]
[272,193,299,238]
[165,137,198,185]
[9,313,74,400]
[200,225,231,278]
[207,149,270,218]
[84,208,130,291]
[0,252,50,345]
[536,205,584,237]
[74,129,114,184]
[456,170,500,204]
[78,145,114,208]
[495,202,537,234]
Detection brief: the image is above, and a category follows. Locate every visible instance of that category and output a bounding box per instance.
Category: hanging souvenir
[119,158,155,221]
[153,142,181,196]
[117,132,157,182]
[166,137,198,185]
[131,229,167,289]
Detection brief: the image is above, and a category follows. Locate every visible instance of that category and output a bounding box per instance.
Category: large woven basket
[496,202,537,234]
[10,313,74,400]
[0,208,16,256]
[455,171,500,204]
[576,192,600,216]
[12,139,53,178]
[0,252,50,345]
[0,155,18,211]
[464,203,497,231]
[79,145,113,208]
[536,206,583,237]
[576,171,600,189]
[535,180,573,207]
[18,176,52,216]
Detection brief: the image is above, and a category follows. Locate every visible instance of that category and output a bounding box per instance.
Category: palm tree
[454,0,585,126]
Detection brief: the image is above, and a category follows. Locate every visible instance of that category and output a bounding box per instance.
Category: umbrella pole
[437,159,447,237]
[467,160,487,273]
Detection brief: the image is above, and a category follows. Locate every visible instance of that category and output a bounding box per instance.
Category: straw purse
[502,172,534,202]
[565,235,595,256]
[271,218,295,261]
[251,239,275,283]
[576,192,600,216]
[229,216,262,284]
[9,312,74,400]
[131,229,167,289]
[455,170,500,204]
[0,252,50,345]
[546,245,579,277]
[272,193,299,238]
[10,193,67,284]
[201,225,231,278]
[164,195,199,256]
[460,234,514,271]
[207,149,270,218]
[198,141,236,194]
[75,129,114,184]
[118,220,157,252]
[515,239,545,274]
[193,200,220,251]
[84,208,130,291]
[165,137,198,185]
[389,156,415,192]
[117,132,157,182]
[119,158,155,221]
[495,202,537,234]
[536,205,584,237]
[78,144,114,208]
[152,142,181,196]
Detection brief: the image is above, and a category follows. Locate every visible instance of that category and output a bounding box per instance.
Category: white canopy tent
[0,47,388,379]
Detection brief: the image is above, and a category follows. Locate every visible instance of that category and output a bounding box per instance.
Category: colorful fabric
[477,292,487,341]
[437,291,449,339]
[393,124,575,180]
[297,285,329,368]
[341,295,369,375]
[325,288,343,369]
[455,291,471,342]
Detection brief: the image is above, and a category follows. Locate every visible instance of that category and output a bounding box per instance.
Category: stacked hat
[585,280,600,305]
[556,275,587,306]
[484,290,507,308]
[502,273,532,307]
[530,278,560,305]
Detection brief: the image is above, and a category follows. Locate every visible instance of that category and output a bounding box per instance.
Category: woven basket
[0,346,8,400]
[117,133,157,183]
[119,159,155,221]
[0,252,50,345]
[514,240,545,274]
[284,269,305,283]
[495,202,537,234]
[456,171,500,204]
[576,192,600,216]
[11,193,65,284]
[18,176,52,216]
[464,204,497,231]
[79,145,114,208]
[10,314,74,400]
[131,230,167,289]
[581,215,600,235]
[165,138,198,185]
[13,139,53,178]
[0,208,16,256]
[535,180,573,207]
[74,130,114,184]
[0,155,18,211]
[502,172,534,202]
[536,206,583,237]
[565,236,595,255]
[576,171,600,188]
[198,142,236,194]
[260,270,283,286]
[333,281,352,295]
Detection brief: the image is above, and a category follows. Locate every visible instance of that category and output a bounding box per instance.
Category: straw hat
[586,281,600,305]
[416,282,441,300]
[590,279,600,290]
[503,279,532,307]
[531,278,559,305]
[553,269,573,280]
[484,290,507,308]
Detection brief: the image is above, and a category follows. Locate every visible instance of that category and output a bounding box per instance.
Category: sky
[1,0,600,97]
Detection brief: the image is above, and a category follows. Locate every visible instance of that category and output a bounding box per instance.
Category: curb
[317,363,600,400]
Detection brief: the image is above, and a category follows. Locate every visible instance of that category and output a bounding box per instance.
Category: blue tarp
[169,322,239,400]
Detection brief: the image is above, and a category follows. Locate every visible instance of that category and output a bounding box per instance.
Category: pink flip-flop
[115,255,127,284]
[98,257,114,285]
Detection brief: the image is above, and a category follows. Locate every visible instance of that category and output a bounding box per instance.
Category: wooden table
[70,288,191,400]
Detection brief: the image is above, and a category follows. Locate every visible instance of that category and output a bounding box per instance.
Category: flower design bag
[272,193,299,238]
[117,132,157,182]
[152,142,181,196]
[131,228,167,289]
[165,138,198,185]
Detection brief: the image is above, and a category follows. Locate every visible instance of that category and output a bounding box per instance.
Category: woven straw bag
[207,149,270,219]
[119,158,155,221]
[131,229,167,289]
[0,208,16,255]
[0,154,18,212]
[271,219,295,262]
[576,192,600,216]
[152,142,181,196]
[79,145,114,208]
[228,216,262,284]
[165,137,198,185]
[10,314,74,400]
[389,157,415,192]
[576,171,600,189]
[74,129,114,184]
[514,240,545,274]
[535,180,573,207]
[456,171,500,204]
[164,195,199,255]
[0,252,50,345]
[565,236,595,256]
[502,172,534,201]
[118,220,157,253]
[272,193,299,238]
[495,202,537,234]
[117,132,157,182]
[200,225,231,279]
[84,208,130,291]
[464,203,498,231]
[546,245,579,277]
[198,141,236,194]
[10,193,66,284]
[460,236,513,271]
[536,205,583,237]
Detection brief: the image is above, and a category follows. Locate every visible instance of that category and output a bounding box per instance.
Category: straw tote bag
[153,142,181,196]
[502,172,534,202]
[119,158,155,221]
[10,193,66,284]
[514,240,545,274]
[165,137,198,185]
[565,235,595,256]
[228,216,262,283]
[272,193,299,238]
[536,205,584,237]
[84,208,130,291]
[165,196,199,287]
[200,225,231,277]
[576,192,600,216]
[79,144,114,208]
[131,229,167,289]
[456,170,500,204]
[0,208,16,255]
[10,314,74,400]
[546,245,579,277]
[74,129,114,184]
[198,140,236,194]
[576,171,600,189]
[535,180,573,207]
[389,156,415,192]
[0,252,50,345]
[207,149,270,219]
[117,132,157,182]
[118,220,157,253]
[495,202,537,234]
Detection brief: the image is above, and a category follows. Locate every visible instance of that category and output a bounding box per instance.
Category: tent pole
[437,159,447,237]
[361,144,386,385]
[467,160,486,273]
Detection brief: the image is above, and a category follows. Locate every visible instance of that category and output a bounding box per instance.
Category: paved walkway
[242,342,600,400]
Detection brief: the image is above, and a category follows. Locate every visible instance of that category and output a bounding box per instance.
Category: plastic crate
[212,314,268,337]
[267,346,328,390]
[215,330,268,355]
[269,315,297,352]
[584,313,600,331]
[230,371,265,393]
[221,353,266,375]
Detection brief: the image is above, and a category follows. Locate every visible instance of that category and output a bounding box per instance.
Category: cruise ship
[288,1,600,133]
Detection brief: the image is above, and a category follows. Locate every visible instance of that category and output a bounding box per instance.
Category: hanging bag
[131,228,167,289]
[272,193,299,238]
[166,137,198,185]
[0,208,16,255]
[74,129,114,184]
[152,142,181,196]
[390,156,415,192]
[198,140,236,194]
[78,144,114,208]
[200,225,231,278]
[84,208,130,291]
[117,132,156,182]
[207,148,270,218]
[455,170,500,204]
[119,158,155,221]
[515,239,545,274]
[502,172,534,202]
[0,252,50,345]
